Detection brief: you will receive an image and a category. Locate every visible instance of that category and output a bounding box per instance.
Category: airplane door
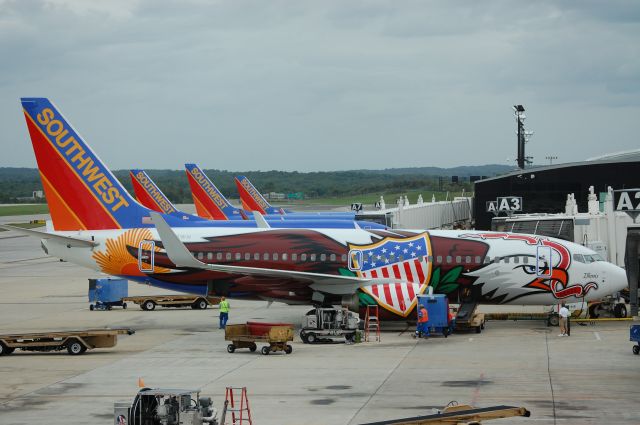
[536,246,553,277]
[348,249,363,271]
[138,240,155,273]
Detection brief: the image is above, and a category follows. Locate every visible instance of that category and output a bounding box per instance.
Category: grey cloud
[0,0,639,171]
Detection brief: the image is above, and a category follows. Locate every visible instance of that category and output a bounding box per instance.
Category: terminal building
[473,150,640,231]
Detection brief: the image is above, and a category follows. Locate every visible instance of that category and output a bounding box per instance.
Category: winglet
[149,212,201,268]
[252,211,270,229]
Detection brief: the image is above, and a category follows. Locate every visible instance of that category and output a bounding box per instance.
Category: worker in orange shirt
[414,304,430,338]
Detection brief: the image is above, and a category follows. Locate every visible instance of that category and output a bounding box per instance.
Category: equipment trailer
[0,328,134,356]
[122,295,219,311]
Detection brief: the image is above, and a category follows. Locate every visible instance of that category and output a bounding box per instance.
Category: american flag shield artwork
[350,233,432,317]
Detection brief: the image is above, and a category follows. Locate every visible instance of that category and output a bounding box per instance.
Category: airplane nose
[607,263,628,293]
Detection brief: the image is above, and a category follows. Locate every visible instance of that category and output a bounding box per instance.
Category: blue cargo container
[88,278,128,310]
[417,294,453,337]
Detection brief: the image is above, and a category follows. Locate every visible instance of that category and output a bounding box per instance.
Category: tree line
[0,165,511,204]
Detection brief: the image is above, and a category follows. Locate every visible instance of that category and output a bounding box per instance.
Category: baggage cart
[88,278,128,310]
[631,324,640,355]
[225,322,294,355]
[0,328,134,356]
[122,295,218,310]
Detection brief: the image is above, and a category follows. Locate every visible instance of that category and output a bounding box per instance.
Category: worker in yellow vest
[219,296,230,329]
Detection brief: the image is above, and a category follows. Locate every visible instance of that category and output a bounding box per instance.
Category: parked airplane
[185,163,377,225]
[234,175,356,219]
[131,166,384,229]
[129,169,200,220]
[10,98,628,320]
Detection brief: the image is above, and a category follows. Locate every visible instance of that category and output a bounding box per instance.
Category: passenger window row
[426,255,531,265]
[194,252,348,263]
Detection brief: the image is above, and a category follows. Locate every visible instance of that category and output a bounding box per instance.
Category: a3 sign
[486,196,523,216]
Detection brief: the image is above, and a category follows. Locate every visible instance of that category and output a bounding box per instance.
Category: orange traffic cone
[138,377,145,388]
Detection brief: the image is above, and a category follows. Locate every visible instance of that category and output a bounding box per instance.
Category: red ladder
[222,387,252,425]
[364,305,381,342]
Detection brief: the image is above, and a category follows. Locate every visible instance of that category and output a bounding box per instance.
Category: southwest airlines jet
[234,175,356,219]
[7,98,627,320]
[184,163,373,224]
[131,167,385,229]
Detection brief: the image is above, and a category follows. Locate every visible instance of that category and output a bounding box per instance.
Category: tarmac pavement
[1,228,639,424]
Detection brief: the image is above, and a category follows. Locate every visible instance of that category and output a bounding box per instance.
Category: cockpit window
[572,254,585,263]
[583,254,604,263]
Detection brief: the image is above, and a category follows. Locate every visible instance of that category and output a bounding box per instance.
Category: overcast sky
[1,1,638,171]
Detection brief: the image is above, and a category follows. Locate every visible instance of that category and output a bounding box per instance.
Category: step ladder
[221,387,252,425]
[364,305,381,342]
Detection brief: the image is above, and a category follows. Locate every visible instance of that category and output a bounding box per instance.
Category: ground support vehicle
[416,294,454,337]
[631,324,640,355]
[359,403,530,424]
[122,295,219,311]
[114,388,218,425]
[0,328,134,356]
[454,302,485,333]
[225,322,294,355]
[299,307,360,344]
[88,277,128,311]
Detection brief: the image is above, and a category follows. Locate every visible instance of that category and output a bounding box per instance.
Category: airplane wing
[0,224,98,247]
[150,212,386,295]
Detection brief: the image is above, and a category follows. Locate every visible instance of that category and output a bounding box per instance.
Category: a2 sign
[486,196,523,215]
[614,189,640,221]
[484,190,640,219]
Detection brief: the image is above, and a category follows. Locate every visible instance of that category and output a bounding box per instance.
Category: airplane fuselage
[41,226,627,319]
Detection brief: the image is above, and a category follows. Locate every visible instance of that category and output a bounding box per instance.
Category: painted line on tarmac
[594,331,601,341]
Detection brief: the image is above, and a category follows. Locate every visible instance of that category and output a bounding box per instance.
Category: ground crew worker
[219,296,230,329]
[414,304,429,338]
[559,303,570,337]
